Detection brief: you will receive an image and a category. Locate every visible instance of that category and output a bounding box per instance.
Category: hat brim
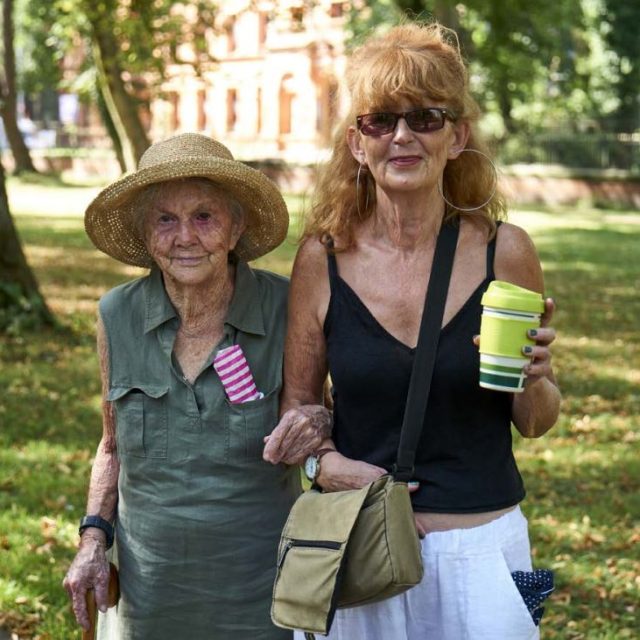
[85,157,289,267]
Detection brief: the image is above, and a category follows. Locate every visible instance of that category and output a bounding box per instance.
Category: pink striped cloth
[213,344,263,404]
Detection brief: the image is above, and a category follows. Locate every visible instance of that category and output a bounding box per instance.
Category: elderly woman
[63,133,329,639]
[264,23,561,640]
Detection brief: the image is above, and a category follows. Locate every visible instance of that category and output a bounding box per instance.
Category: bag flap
[283,476,390,544]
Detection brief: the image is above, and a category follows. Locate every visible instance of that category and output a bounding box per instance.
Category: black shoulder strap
[324,237,339,293]
[393,222,459,482]
[486,220,502,279]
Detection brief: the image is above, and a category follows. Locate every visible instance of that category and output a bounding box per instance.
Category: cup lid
[481,280,545,313]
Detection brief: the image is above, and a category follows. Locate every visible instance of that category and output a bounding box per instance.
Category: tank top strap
[486,221,502,280]
[325,237,339,293]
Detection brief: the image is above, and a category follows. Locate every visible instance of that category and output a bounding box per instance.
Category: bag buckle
[391,463,414,483]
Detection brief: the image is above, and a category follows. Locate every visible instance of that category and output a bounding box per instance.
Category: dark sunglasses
[356,107,457,136]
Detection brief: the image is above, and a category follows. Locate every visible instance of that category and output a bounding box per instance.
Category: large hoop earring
[438,148,497,212]
[356,163,370,217]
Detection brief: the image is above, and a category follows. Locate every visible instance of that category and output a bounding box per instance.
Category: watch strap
[316,448,337,460]
[79,515,114,549]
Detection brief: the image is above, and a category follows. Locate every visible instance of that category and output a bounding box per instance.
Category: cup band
[479,353,528,392]
[482,307,541,322]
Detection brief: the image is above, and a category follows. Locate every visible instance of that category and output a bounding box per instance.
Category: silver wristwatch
[303,448,336,482]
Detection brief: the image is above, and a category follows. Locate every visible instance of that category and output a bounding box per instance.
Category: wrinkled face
[348,99,469,197]
[142,181,246,287]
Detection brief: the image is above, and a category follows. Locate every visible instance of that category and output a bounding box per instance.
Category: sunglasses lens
[406,109,445,132]
[359,113,398,136]
[358,108,451,135]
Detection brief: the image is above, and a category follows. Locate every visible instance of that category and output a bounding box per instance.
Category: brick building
[152,0,350,163]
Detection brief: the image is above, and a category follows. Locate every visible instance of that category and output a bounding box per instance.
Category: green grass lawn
[1,177,638,639]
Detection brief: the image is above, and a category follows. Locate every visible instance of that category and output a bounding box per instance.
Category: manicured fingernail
[523,346,533,355]
[528,329,537,337]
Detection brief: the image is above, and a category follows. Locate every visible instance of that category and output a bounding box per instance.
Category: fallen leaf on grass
[40,516,57,539]
[43,495,68,510]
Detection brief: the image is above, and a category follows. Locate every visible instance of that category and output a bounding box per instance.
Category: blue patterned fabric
[511,569,555,625]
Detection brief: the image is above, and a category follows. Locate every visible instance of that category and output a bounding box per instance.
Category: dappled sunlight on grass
[6,177,101,219]
[1,180,638,638]
[510,205,640,233]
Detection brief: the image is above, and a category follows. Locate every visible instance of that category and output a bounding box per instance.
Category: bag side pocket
[273,539,343,634]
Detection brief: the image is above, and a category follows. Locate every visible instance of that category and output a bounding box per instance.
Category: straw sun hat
[85,133,289,267]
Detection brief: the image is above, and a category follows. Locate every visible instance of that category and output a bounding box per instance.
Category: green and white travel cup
[479,281,545,393]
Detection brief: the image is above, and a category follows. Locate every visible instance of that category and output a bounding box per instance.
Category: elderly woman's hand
[263,405,332,465]
[316,451,386,492]
[63,531,111,630]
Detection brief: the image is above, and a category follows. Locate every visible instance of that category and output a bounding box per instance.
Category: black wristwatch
[79,515,114,549]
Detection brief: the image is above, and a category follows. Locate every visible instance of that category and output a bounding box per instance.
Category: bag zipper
[278,539,341,568]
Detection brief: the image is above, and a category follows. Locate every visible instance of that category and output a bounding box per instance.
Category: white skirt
[295,506,540,640]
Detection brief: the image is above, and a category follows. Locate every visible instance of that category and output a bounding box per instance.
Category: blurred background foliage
[8,0,640,149]
[349,0,640,137]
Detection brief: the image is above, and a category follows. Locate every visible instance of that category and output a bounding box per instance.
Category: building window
[227,89,237,132]
[317,78,339,143]
[259,12,268,46]
[290,6,304,31]
[279,75,294,136]
[197,89,206,131]
[170,92,180,130]
[330,3,344,18]
[226,17,236,53]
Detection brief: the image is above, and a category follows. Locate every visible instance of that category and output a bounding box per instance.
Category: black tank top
[324,232,525,513]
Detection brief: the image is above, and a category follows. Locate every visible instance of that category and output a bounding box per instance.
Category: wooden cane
[83,589,96,640]
[82,563,119,640]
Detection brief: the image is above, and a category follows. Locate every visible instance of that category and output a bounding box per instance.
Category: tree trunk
[496,81,516,135]
[0,158,53,326]
[393,1,474,56]
[396,0,426,17]
[431,0,474,56]
[0,0,37,175]
[86,3,150,170]
[96,79,127,173]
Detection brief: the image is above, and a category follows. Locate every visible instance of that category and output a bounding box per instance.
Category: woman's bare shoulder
[293,236,329,275]
[290,237,331,317]
[290,238,329,302]
[495,222,544,292]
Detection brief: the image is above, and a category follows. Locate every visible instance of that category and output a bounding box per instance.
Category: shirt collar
[144,268,177,334]
[142,262,265,336]
[225,261,265,336]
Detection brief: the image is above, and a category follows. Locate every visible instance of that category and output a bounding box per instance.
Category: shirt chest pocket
[225,387,280,461]
[109,385,170,459]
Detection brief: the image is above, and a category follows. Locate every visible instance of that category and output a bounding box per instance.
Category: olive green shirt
[99,263,298,640]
